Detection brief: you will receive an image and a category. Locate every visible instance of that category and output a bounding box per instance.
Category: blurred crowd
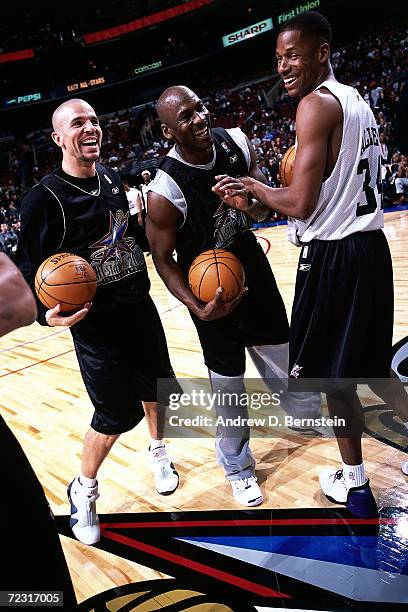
[1,1,191,53]
[0,182,21,257]
[0,22,407,252]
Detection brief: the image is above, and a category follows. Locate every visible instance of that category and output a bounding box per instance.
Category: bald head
[50,98,102,174]
[52,98,95,131]
[156,86,197,125]
[155,85,212,160]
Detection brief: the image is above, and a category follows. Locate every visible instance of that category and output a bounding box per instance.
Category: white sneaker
[230,476,263,507]
[319,467,378,518]
[319,468,349,503]
[149,445,179,495]
[67,477,100,545]
[402,461,408,476]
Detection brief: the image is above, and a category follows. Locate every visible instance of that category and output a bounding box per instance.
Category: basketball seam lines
[189,253,240,273]
[37,258,95,309]
[197,262,218,301]
[217,261,241,293]
[36,282,85,306]
[213,249,222,291]
[41,184,66,251]
[41,259,94,284]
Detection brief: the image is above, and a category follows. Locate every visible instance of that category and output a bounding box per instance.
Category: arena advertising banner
[3,92,42,107]
[222,18,274,48]
[133,60,163,75]
[0,48,35,64]
[65,76,106,93]
[277,0,321,25]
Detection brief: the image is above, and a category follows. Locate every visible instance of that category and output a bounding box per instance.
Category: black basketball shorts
[289,230,394,381]
[71,295,175,435]
[190,241,289,376]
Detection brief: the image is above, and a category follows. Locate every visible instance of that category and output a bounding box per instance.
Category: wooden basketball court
[1,211,407,609]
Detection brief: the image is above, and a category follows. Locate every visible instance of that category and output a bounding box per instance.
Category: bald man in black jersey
[147,85,322,507]
[17,99,179,546]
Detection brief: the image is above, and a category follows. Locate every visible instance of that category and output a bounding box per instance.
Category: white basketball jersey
[288,80,383,244]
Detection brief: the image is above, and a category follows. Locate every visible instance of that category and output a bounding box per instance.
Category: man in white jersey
[214,11,408,517]
[123,177,143,223]
[140,170,152,213]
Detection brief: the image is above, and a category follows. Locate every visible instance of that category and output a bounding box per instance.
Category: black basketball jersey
[157,127,258,273]
[153,127,290,350]
[17,162,150,324]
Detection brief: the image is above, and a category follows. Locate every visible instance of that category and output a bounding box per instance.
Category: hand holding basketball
[45,302,92,328]
[35,253,97,326]
[188,249,247,320]
[188,249,245,303]
[199,284,247,321]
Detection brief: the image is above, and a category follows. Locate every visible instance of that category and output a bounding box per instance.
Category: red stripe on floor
[101,529,290,598]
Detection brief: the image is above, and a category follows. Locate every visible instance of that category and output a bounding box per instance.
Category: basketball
[278,145,296,187]
[35,253,97,312]
[188,249,245,303]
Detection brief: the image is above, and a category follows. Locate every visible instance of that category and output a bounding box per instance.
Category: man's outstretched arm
[213,92,341,220]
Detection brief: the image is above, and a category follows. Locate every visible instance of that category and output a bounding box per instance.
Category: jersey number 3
[356,158,383,216]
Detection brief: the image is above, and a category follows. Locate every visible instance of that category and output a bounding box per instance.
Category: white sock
[79,474,97,488]
[150,438,165,451]
[342,462,367,488]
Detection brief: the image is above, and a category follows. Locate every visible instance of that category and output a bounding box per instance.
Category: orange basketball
[35,253,97,312]
[278,145,296,187]
[188,249,245,304]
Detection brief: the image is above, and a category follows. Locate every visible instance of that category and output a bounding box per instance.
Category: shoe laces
[76,482,99,503]
[150,445,168,461]
[84,490,99,503]
[232,477,256,492]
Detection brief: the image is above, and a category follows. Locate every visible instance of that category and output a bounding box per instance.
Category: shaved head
[155,84,212,163]
[156,86,197,125]
[52,98,94,131]
[50,98,102,176]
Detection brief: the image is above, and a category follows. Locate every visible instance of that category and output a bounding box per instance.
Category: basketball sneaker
[149,445,179,495]
[67,477,100,545]
[401,460,408,476]
[319,468,378,518]
[230,476,263,507]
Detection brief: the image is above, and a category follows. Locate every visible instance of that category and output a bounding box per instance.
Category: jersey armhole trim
[152,168,188,229]
[40,184,67,252]
[315,87,345,186]
[226,127,251,171]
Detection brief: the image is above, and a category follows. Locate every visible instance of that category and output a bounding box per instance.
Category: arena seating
[0,21,406,252]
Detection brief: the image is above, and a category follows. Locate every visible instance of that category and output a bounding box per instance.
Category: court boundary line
[0,348,74,378]
[0,327,68,354]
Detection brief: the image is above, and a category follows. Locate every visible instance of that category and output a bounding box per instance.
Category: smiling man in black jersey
[17,98,179,546]
[147,86,322,507]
